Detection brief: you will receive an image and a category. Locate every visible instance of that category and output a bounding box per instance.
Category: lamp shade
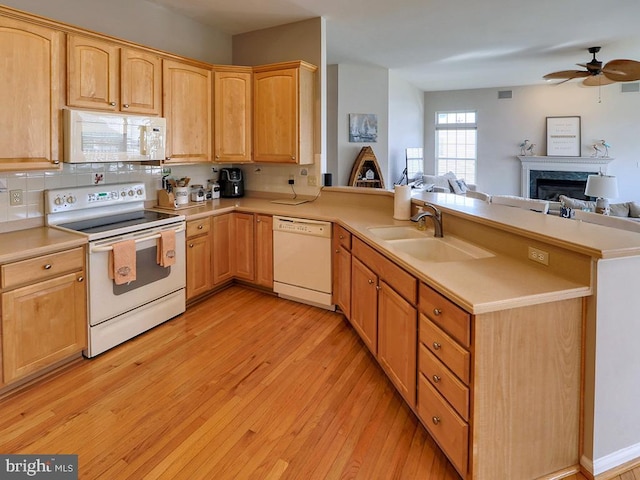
[585,174,618,199]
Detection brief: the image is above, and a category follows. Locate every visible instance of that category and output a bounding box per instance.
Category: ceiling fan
[543,46,640,86]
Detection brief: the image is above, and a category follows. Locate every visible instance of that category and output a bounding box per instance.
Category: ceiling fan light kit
[543,46,640,86]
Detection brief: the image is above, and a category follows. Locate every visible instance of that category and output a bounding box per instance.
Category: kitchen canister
[393,185,412,220]
[174,186,189,205]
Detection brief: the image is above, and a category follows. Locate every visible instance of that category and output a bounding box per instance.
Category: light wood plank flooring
[0,286,630,480]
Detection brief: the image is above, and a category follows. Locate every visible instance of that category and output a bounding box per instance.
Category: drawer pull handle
[44,264,52,270]
[189,243,194,248]
[432,374,441,383]
[432,416,441,425]
[339,234,344,239]
[77,276,84,282]
[198,224,203,229]
[433,308,442,316]
[433,341,441,350]
[368,279,374,285]
[335,249,340,253]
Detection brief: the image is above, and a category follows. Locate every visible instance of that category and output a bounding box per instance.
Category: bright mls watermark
[0,455,77,479]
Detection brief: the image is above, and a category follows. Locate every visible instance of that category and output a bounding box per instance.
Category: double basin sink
[367,225,494,263]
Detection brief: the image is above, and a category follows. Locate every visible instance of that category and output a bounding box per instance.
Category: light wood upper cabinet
[163,59,212,163]
[121,48,162,115]
[253,61,316,164]
[0,17,63,171]
[68,35,161,115]
[214,69,252,163]
[67,35,119,111]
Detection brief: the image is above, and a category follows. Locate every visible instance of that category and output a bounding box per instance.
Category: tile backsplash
[0,161,321,226]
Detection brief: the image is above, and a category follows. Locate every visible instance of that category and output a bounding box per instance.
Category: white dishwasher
[272,216,334,310]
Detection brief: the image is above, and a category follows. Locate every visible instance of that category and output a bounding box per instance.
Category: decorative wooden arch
[348,146,385,188]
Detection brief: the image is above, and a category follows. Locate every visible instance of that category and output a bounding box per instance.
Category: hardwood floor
[0,286,457,479]
[0,285,632,480]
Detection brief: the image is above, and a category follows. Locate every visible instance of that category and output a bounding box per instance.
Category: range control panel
[45,183,146,213]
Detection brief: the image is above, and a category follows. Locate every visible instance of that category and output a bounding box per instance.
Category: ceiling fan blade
[543,70,590,80]
[602,59,640,81]
[582,74,616,86]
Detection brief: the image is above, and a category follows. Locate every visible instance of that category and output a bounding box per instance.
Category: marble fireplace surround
[517,156,615,199]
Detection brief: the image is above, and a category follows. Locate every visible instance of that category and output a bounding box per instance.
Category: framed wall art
[546,116,581,157]
[349,113,378,143]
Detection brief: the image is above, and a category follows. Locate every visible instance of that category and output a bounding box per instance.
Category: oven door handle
[90,225,185,253]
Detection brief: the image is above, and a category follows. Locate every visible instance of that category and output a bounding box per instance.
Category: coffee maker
[219,168,244,198]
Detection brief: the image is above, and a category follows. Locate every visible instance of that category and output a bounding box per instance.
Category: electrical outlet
[307,175,317,186]
[9,189,23,206]
[528,246,549,265]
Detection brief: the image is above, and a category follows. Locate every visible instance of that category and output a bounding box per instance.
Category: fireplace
[517,155,614,199]
[529,170,595,201]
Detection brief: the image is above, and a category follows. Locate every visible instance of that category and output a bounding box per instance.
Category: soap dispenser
[416,206,427,231]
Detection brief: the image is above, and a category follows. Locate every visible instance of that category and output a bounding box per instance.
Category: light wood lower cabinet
[186,218,212,300]
[332,225,351,318]
[254,214,273,289]
[232,213,255,281]
[351,237,418,408]
[1,247,87,385]
[212,214,233,286]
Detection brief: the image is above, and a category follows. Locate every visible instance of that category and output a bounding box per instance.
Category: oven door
[88,223,186,327]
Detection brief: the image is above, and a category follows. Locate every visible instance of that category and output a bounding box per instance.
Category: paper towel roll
[393,185,412,220]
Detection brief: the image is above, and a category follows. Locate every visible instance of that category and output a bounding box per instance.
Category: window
[435,111,477,184]
[405,147,423,183]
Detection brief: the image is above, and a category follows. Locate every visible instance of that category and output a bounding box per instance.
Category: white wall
[389,72,424,185]
[331,64,389,187]
[424,84,640,202]
[1,0,231,64]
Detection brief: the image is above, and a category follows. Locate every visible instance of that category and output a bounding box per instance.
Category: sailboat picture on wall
[349,113,378,142]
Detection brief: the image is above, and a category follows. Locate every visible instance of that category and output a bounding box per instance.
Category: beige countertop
[4,187,636,313]
[0,227,87,264]
[154,188,600,314]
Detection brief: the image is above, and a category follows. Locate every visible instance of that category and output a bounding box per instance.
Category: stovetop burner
[59,210,178,235]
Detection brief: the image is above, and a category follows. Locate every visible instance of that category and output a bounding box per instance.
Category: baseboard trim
[581,442,640,478]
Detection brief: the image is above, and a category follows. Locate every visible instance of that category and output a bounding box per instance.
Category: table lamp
[585,173,618,215]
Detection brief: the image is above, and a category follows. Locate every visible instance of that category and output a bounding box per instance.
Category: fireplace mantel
[517,156,614,198]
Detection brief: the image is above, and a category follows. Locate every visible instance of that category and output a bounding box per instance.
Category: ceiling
[147,0,640,92]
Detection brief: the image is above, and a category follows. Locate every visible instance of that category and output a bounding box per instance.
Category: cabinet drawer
[335,225,351,250]
[186,218,211,237]
[418,375,468,477]
[419,282,471,347]
[2,248,84,289]
[420,314,470,384]
[352,237,416,304]
[419,344,469,420]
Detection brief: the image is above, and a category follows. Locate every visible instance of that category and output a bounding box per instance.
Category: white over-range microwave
[63,108,166,163]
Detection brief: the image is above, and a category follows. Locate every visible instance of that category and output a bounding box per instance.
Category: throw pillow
[629,201,640,218]
[559,195,596,211]
[609,202,630,217]
[448,178,469,194]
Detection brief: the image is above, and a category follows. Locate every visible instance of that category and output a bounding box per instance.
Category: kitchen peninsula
[1,187,639,479]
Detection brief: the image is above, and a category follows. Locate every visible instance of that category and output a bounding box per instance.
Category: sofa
[558,195,640,233]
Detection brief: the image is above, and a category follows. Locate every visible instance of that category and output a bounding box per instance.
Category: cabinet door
[350,257,378,354]
[2,272,86,384]
[163,59,212,163]
[255,214,273,288]
[334,245,351,318]
[186,233,212,300]
[212,214,233,285]
[0,17,63,171]
[232,213,255,281]
[121,48,161,115]
[214,70,252,162]
[253,68,298,163]
[378,280,417,407]
[67,35,119,110]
